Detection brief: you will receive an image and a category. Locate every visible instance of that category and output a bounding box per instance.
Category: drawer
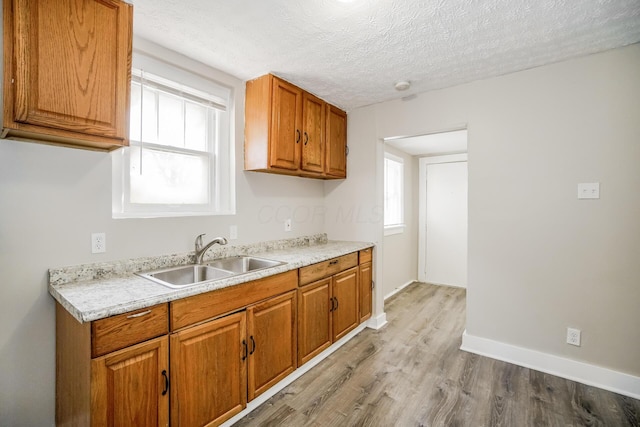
[91,303,168,358]
[299,252,358,286]
[359,247,373,264]
[171,270,298,331]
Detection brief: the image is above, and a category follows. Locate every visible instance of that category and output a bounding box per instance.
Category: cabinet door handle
[372,280,375,290]
[296,129,301,143]
[335,297,339,310]
[329,260,339,265]
[242,339,248,361]
[126,310,151,319]
[329,297,335,312]
[249,336,256,355]
[304,131,309,145]
[161,370,169,396]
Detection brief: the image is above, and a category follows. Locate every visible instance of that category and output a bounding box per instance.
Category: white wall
[0,41,325,426]
[358,44,640,381]
[382,145,418,298]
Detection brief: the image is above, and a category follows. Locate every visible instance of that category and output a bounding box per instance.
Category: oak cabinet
[170,312,247,427]
[91,337,169,427]
[171,290,297,426]
[298,255,362,366]
[359,248,373,323]
[2,0,133,150]
[247,291,297,400]
[56,303,169,427]
[245,74,346,179]
[325,104,348,178]
[297,278,332,365]
[331,267,360,341]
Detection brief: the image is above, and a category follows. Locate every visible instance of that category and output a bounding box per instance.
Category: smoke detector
[394,81,411,91]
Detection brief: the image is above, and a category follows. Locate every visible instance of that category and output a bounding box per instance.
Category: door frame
[418,154,468,283]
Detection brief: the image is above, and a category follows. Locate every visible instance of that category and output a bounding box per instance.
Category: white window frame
[112,49,235,218]
[384,151,405,236]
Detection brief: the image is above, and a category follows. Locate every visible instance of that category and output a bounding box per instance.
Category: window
[384,152,405,235]
[112,51,235,218]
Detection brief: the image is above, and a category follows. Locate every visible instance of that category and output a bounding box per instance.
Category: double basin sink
[137,256,285,289]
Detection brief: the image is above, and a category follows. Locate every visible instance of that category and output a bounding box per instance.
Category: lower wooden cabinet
[359,261,373,322]
[298,266,360,366]
[297,277,333,365]
[91,336,169,426]
[170,311,247,427]
[170,291,297,427]
[332,267,360,341]
[247,291,297,400]
[56,250,372,427]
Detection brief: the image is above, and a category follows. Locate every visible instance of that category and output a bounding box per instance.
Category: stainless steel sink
[206,256,285,274]
[137,256,285,289]
[137,265,233,289]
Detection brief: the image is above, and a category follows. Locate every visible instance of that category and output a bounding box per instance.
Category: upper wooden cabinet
[2,0,133,150]
[245,74,347,179]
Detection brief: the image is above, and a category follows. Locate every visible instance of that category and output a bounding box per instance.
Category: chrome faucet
[195,234,228,264]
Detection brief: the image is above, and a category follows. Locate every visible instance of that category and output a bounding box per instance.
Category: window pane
[129,147,209,204]
[158,92,184,147]
[142,87,158,143]
[129,82,141,141]
[184,102,207,151]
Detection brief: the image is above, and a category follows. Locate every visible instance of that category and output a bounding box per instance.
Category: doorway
[384,128,468,292]
[419,155,468,287]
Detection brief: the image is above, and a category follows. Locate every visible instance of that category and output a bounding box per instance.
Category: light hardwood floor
[236,283,640,426]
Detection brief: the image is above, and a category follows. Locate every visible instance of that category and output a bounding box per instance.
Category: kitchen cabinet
[91,337,169,426]
[56,303,169,426]
[325,104,348,178]
[247,291,297,400]
[2,0,133,150]
[297,253,361,366]
[245,73,346,179]
[359,248,373,323]
[169,272,297,426]
[170,311,247,427]
[297,278,332,365]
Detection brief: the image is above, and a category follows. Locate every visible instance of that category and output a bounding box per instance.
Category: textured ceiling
[129,0,640,111]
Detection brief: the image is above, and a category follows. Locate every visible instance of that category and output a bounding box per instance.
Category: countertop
[49,235,373,323]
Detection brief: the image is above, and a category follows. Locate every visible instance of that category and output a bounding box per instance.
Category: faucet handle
[195,233,206,251]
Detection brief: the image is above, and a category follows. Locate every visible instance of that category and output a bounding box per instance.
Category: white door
[425,161,467,287]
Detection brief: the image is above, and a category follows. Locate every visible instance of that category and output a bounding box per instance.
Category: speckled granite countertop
[49,234,374,323]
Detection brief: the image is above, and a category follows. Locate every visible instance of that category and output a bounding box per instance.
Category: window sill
[384,224,406,236]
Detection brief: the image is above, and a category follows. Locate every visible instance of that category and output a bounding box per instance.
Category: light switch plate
[578,182,599,199]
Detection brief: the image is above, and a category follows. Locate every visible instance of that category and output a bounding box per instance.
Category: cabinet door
[91,336,169,427]
[359,262,373,323]
[247,291,297,400]
[325,104,347,178]
[332,267,359,341]
[300,92,325,173]
[297,278,332,366]
[170,312,246,427]
[269,77,302,170]
[4,0,132,146]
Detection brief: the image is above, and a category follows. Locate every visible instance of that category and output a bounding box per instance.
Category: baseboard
[461,330,640,400]
[384,279,416,300]
[366,312,387,330]
[221,323,368,427]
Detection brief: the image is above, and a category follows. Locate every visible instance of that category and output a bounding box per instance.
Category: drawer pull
[242,340,248,361]
[126,310,152,319]
[329,260,339,265]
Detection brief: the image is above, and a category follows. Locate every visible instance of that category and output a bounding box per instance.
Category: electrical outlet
[229,225,238,240]
[284,218,292,232]
[91,233,106,254]
[566,327,581,346]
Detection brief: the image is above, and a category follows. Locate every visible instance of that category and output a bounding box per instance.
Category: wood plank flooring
[235,283,640,426]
